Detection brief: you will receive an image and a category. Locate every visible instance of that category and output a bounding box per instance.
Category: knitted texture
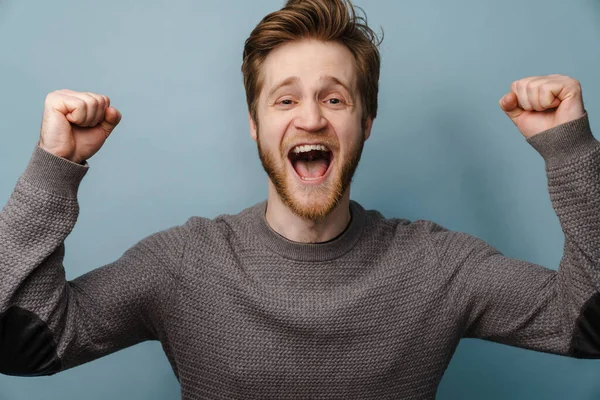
[1,113,599,399]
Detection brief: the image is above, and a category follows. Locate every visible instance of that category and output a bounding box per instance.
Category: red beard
[256,131,365,221]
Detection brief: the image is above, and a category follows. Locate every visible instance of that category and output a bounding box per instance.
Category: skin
[39,89,121,164]
[38,45,586,244]
[249,39,373,243]
[499,74,585,138]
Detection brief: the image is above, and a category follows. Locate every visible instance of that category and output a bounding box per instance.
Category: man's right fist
[39,89,122,164]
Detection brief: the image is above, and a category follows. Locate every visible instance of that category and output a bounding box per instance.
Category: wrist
[37,140,81,164]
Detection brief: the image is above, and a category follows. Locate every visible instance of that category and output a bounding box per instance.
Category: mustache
[279,134,340,158]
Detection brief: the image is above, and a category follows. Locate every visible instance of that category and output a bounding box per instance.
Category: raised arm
[432,75,600,357]
[0,91,187,376]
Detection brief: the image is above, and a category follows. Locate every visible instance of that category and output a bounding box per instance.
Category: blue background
[1,0,599,398]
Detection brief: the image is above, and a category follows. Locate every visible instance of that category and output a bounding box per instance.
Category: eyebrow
[319,75,354,97]
[267,76,300,99]
[266,75,354,99]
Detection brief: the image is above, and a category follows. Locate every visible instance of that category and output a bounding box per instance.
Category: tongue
[294,158,329,179]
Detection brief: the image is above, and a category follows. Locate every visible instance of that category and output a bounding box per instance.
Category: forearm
[0,146,87,375]
[529,112,600,356]
[0,146,87,311]
[528,113,600,261]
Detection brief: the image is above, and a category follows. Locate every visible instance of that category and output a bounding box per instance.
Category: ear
[248,111,258,142]
[363,117,374,141]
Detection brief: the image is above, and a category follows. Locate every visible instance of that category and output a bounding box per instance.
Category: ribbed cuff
[526,112,598,165]
[19,146,89,198]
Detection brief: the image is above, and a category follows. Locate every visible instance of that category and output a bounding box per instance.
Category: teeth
[292,144,330,154]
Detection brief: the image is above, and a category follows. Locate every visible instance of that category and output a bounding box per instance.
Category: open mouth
[288,144,333,182]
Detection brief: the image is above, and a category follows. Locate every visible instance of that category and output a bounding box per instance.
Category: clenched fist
[39,89,122,164]
[499,74,585,139]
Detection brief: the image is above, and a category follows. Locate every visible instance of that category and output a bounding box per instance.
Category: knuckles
[87,96,99,109]
[510,75,582,102]
[44,90,111,111]
[44,91,59,106]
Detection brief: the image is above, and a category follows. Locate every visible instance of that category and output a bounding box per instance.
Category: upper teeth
[292,144,329,154]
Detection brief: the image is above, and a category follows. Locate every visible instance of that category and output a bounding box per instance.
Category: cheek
[260,115,293,144]
[257,121,289,156]
[333,117,364,142]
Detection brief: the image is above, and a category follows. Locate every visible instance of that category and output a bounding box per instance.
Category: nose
[293,99,327,133]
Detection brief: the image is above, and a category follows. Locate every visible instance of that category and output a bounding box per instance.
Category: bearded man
[0,0,599,399]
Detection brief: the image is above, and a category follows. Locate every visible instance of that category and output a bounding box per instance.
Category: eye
[326,97,344,105]
[275,98,295,108]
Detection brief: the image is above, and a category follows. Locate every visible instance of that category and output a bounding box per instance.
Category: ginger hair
[242,0,383,127]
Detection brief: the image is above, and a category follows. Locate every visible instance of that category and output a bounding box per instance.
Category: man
[0,0,598,399]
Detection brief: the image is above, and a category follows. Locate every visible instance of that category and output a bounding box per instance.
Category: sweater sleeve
[0,147,187,376]
[431,112,600,358]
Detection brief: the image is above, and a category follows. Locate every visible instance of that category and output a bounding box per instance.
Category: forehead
[261,39,357,93]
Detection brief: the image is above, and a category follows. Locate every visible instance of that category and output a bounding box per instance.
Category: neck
[264,181,352,244]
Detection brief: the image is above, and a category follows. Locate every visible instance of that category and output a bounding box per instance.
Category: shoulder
[184,202,263,235]
[360,205,446,243]
[181,201,265,253]
[361,206,494,260]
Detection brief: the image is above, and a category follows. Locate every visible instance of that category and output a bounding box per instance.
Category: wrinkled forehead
[259,39,358,98]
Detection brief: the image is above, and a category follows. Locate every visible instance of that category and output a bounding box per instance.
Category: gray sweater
[1,113,599,399]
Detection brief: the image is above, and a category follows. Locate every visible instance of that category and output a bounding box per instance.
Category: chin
[276,172,345,221]
[283,196,339,221]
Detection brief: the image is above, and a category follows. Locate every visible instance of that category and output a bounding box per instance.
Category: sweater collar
[252,200,367,262]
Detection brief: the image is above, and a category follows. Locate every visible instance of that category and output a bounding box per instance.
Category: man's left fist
[499,74,585,139]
